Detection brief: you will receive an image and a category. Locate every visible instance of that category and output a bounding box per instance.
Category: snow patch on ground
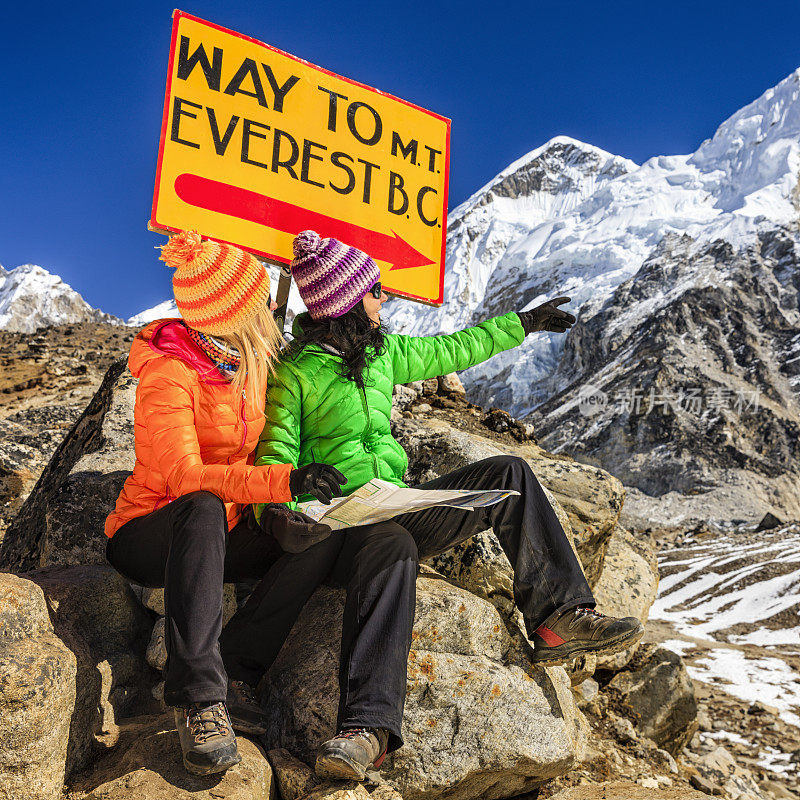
[688,649,800,728]
[654,527,800,730]
[652,531,800,640]
[758,746,794,776]
[704,730,750,746]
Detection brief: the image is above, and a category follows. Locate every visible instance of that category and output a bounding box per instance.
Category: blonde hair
[219,305,285,396]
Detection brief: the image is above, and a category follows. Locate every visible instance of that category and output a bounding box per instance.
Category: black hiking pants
[106,491,284,707]
[219,454,595,752]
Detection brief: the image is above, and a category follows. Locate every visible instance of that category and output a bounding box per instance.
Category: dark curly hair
[289,303,386,388]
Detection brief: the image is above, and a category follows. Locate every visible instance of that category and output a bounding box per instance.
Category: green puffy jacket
[253,311,525,521]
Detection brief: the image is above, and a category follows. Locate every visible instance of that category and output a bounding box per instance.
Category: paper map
[297,478,519,530]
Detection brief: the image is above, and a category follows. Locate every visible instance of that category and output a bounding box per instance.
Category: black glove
[517,296,576,335]
[289,463,348,504]
[258,504,333,553]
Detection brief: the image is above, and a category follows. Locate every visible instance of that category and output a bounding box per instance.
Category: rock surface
[0,566,156,800]
[0,323,134,541]
[550,781,709,799]
[298,784,371,800]
[75,713,272,800]
[0,572,76,800]
[267,748,320,800]
[685,744,771,800]
[263,578,586,800]
[0,358,133,570]
[27,565,154,775]
[607,645,698,755]
[592,525,659,669]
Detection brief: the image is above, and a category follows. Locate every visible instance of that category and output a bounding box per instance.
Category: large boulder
[0,359,134,571]
[262,575,586,800]
[27,565,155,774]
[591,526,658,670]
[0,572,77,800]
[75,713,273,800]
[267,748,321,800]
[40,366,136,569]
[606,645,698,756]
[394,416,624,584]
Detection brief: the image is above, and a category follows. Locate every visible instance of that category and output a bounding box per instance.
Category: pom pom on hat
[290,229,380,320]
[292,229,323,259]
[159,230,204,268]
[158,230,271,336]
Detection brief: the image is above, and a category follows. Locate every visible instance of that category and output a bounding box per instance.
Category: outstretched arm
[387,311,525,385]
[387,298,576,385]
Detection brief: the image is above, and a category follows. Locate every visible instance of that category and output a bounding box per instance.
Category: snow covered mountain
[381,67,800,524]
[127,299,179,327]
[0,264,121,333]
[383,67,800,415]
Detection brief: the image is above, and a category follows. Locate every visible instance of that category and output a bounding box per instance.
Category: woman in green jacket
[219,231,643,781]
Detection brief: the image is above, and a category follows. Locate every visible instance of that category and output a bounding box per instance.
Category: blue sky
[1,0,799,319]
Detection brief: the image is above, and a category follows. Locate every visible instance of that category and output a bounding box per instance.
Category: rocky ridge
[0,323,135,541]
[532,227,800,528]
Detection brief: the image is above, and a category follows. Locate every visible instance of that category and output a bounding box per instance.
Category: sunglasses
[368,282,383,299]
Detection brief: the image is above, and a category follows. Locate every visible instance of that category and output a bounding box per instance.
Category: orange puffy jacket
[105,319,293,537]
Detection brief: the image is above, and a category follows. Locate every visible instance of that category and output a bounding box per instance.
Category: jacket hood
[128,319,229,384]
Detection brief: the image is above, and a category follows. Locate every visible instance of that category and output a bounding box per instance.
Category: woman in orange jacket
[105,231,345,776]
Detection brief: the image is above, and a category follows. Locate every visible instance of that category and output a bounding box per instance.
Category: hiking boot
[315,727,390,781]
[531,606,644,665]
[174,702,241,776]
[226,679,268,735]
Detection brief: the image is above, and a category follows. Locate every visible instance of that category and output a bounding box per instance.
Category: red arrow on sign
[174,174,434,272]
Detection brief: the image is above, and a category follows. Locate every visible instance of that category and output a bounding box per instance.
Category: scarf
[186,327,242,375]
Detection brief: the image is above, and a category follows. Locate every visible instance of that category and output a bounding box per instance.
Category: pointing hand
[517,297,576,335]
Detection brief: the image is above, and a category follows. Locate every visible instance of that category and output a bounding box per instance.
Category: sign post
[151,11,450,307]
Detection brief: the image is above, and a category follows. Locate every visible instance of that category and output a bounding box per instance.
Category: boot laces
[186,702,230,743]
[576,607,607,629]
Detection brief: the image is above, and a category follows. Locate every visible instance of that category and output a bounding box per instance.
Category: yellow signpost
[151,11,450,306]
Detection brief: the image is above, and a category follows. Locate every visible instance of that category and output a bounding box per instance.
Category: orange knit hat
[159,231,271,336]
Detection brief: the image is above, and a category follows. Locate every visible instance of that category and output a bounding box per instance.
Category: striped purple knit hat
[290,230,381,320]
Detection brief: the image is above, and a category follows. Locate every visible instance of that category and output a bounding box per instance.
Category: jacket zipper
[358,385,379,477]
[238,390,248,453]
